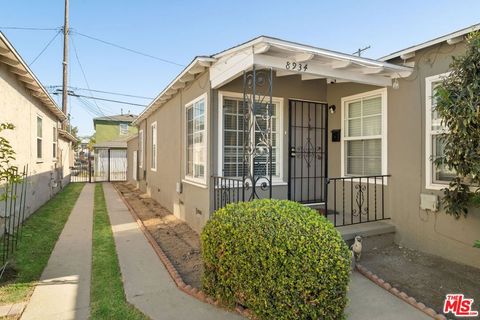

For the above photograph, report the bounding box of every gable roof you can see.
[134,35,411,125]
[0,32,66,121]
[380,23,480,61]
[93,114,137,122]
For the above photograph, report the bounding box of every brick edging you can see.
[112,184,253,319]
[356,264,447,320]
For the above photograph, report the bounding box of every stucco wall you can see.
[385,41,480,268]
[136,71,211,233]
[325,41,479,267]
[0,61,69,218]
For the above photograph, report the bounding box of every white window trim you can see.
[340,88,388,183]
[150,121,157,172]
[139,129,144,168]
[217,91,285,185]
[119,123,129,135]
[52,126,57,161]
[184,93,208,185]
[36,114,43,162]
[425,72,451,190]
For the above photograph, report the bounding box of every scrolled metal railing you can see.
[325,174,390,227]
[212,176,244,211]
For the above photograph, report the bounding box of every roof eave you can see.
[0,32,66,121]
[133,56,216,125]
[379,23,480,61]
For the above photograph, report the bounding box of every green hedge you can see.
[201,199,351,320]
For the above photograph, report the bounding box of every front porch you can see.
[209,37,410,228]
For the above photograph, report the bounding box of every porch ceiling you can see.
[210,37,413,88]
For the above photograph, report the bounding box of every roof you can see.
[93,114,137,122]
[134,36,412,125]
[58,129,78,143]
[93,134,134,149]
[0,32,66,121]
[380,23,480,61]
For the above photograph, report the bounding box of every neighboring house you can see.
[93,113,137,143]
[93,114,137,181]
[128,25,480,268]
[0,31,76,218]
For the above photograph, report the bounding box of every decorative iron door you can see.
[288,100,328,203]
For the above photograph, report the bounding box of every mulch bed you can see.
[360,244,480,318]
[114,183,203,289]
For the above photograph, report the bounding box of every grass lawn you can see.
[0,183,85,304]
[90,183,147,319]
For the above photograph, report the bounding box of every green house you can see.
[93,114,137,143]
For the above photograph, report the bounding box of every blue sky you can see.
[1,0,479,136]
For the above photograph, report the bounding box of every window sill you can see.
[426,183,448,191]
[213,179,287,188]
[182,178,208,189]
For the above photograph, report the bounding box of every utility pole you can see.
[62,0,69,129]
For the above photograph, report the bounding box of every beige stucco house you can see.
[128,24,480,268]
[0,31,76,218]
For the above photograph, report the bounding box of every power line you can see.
[71,34,104,116]
[52,90,147,107]
[47,85,153,99]
[0,26,59,31]
[29,30,62,66]
[72,30,185,67]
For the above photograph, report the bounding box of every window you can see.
[426,73,455,188]
[119,123,129,135]
[36,116,43,160]
[52,126,57,159]
[341,89,387,177]
[151,122,157,171]
[220,95,281,180]
[139,130,144,168]
[185,95,206,183]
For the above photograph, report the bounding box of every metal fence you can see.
[212,176,243,211]
[71,148,127,183]
[0,165,29,275]
[325,175,390,227]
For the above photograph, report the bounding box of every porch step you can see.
[337,220,395,241]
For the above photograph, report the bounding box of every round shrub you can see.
[201,199,351,320]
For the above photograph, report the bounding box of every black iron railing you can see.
[325,175,390,227]
[1,165,29,276]
[212,176,243,211]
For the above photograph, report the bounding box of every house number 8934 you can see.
[285,61,308,72]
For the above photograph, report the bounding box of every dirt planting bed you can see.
[360,244,480,318]
[114,182,203,289]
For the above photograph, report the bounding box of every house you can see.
[92,114,137,181]
[0,31,76,218]
[128,24,480,268]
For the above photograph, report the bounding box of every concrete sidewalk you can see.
[21,183,93,320]
[103,183,243,320]
[104,182,430,320]
[346,272,431,320]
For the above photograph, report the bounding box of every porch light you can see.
[329,105,336,114]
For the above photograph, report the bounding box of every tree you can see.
[434,32,480,248]
[0,123,22,201]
